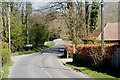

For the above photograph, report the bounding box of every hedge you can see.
[64,44,75,57]
[64,44,117,66]
[76,44,117,58]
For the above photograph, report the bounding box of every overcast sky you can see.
[1,0,120,2]
[32,2,49,9]
[26,0,119,2]
[1,0,119,9]
[32,0,119,9]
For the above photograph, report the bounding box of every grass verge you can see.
[44,43,55,47]
[66,62,120,79]
[1,60,14,78]
[12,43,55,56]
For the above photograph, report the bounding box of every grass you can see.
[60,57,72,59]
[44,43,55,47]
[12,43,55,56]
[1,60,14,78]
[66,62,120,79]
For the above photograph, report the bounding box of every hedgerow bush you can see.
[76,44,117,58]
[75,44,117,66]
[1,42,11,66]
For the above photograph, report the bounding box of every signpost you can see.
[26,44,33,47]
[26,44,33,51]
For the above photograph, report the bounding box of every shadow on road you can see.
[41,47,65,54]
[40,42,68,58]
[41,42,65,54]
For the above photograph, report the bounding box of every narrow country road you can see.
[9,40,89,78]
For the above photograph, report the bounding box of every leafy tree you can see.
[85,0,91,36]
[1,2,8,42]
[89,2,99,33]
[1,2,32,52]
[10,12,26,52]
[29,23,46,47]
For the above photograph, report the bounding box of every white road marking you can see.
[40,56,53,78]
[41,64,52,78]
[44,71,52,78]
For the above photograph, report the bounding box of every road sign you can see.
[26,44,33,47]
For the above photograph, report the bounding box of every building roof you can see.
[83,23,120,41]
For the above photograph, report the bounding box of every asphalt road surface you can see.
[9,40,89,78]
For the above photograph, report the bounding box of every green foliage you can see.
[12,43,55,55]
[1,42,11,66]
[62,35,70,40]
[1,2,27,52]
[89,2,99,33]
[72,37,84,45]
[46,28,60,41]
[88,37,100,45]
[1,60,14,78]
[44,43,55,47]
[1,1,100,54]
[0,42,13,78]
[29,23,47,47]
[10,12,26,52]
[1,49,11,65]
[31,43,55,52]
[1,2,57,54]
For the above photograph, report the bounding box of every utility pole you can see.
[8,3,11,53]
[26,14,28,45]
[101,0,104,56]
[25,2,29,45]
